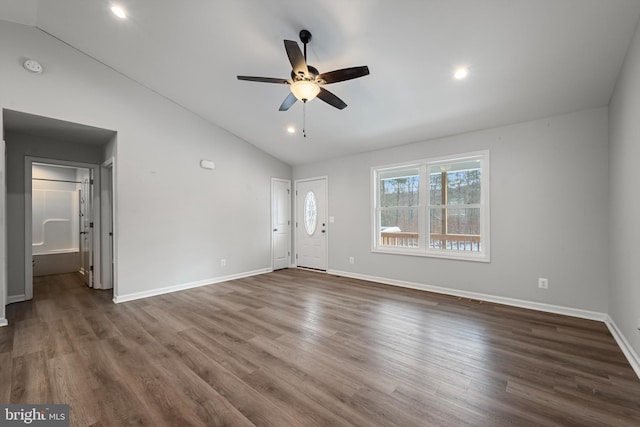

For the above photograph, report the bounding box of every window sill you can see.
[372,247,490,263]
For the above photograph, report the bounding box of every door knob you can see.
[273,228,278,232]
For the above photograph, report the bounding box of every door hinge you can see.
[288,220,290,225]
[295,253,298,259]
[295,221,298,227]
[89,222,94,228]
[287,189,290,194]
[296,190,298,196]
[288,251,291,256]
[90,179,94,185]
[89,265,94,272]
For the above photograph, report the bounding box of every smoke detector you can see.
[23,59,43,74]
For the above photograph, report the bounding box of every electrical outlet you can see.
[220,258,226,267]
[349,256,355,264]
[538,278,548,289]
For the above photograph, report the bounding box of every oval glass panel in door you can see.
[304,190,318,236]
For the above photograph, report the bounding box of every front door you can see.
[296,178,327,271]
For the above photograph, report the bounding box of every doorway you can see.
[295,177,328,271]
[31,163,92,282]
[25,158,102,300]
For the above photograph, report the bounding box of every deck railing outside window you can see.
[380,231,481,252]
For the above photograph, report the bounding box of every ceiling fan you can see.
[237,30,370,111]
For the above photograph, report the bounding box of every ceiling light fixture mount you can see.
[23,59,43,74]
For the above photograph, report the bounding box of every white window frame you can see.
[372,150,490,262]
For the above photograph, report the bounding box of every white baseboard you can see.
[0,318,7,327]
[113,268,272,304]
[327,270,607,321]
[605,316,640,379]
[7,294,26,304]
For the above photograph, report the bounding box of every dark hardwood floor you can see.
[1,269,639,426]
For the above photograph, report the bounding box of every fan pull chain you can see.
[303,101,307,138]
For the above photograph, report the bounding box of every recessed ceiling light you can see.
[287,126,296,134]
[454,67,469,80]
[111,5,127,19]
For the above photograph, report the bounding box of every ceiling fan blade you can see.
[237,76,290,84]
[279,92,297,111]
[284,40,308,77]
[318,66,370,84]
[317,87,347,110]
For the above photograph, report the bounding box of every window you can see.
[373,151,489,261]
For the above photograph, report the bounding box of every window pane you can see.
[446,207,481,235]
[429,162,481,206]
[429,207,481,252]
[380,207,419,248]
[379,171,420,208]
[303,191,317,236]
[446,168,481,205]
[429,173,442,205]
[430,207,444,234]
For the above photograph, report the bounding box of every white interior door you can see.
[296,178,327,271]
[272,179,291,270]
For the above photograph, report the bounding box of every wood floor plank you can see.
[1,270,639,426]
[10,351,52,404]
[47,352,103,426]
[72,338,154,426]
[0,351,12,403]
[160,328,301,426]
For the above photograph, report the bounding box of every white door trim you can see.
[0,137,6,326]
[101,158,116,292]
[294,176,328,271]
[25,157,101,300]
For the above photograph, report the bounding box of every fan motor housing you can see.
[292,65,319,81]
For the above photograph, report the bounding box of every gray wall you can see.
[609,20,640,358]
[0,20,291,303]
[5,132,104,297]
[294,107,609,313]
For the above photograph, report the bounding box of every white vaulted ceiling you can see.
[2,0,640,165]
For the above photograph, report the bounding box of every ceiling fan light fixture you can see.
[290,80,320,102]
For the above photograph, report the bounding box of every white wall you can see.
[1,21,291,304]
[294,107,609,313]
[609,20,640,358]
